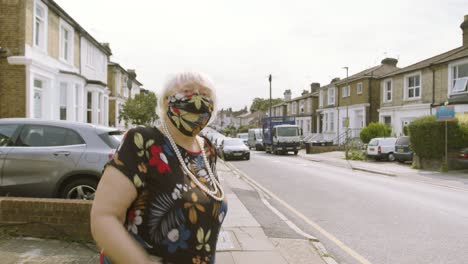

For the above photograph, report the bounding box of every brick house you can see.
[379,15,468,136]
[0,0,111,126]
[107,62,143,129]
[333,58,399,141]
[273,85,319,138]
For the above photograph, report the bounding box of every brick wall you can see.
[0,197,93,241]
[25,0,33,46]
[109,99,116,127]
[48,9,60,60]
[0,0,28,118]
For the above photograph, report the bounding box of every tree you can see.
[359,122,391,144]
[119,92,158,126]
[250,97,283,113]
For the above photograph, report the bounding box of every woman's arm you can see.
[91,165,151,264]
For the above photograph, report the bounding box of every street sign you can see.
[436,106,455,122]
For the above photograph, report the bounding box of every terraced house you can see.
[107,63,143,129]
[379,15,468,136]
[315,79,340,143]
[333,58,399,141]
[0,0,111,125]
[272,84,319,139]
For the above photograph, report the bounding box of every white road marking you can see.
[226,162,373,264]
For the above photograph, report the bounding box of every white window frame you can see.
[448,59,468,96]
[342,86,350,98]
[33,0,48,52]
[404,72,422,101]
[86,92,93,123]
[328,88,335,105]
[324,113,328,131]
[329,112,335,132]
[299,100,305,113]
[292,102,297,115]
[123,76,129,98]
[357,82,363,94]
[383,79,393,103]
[59,19,74,64]
[59,82,68,120]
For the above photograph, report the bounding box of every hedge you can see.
[408,115,468,160]
[359,122,392,144]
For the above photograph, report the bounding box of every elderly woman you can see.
[91,72,227,264]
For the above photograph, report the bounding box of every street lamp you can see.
[268,74,272,119]
[342,67,349,160]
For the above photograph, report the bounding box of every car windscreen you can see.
[99,130,124,149]
[277,127,298,137]
[224,139,244,146]
[396,137,409,145]
[368,139,379,146]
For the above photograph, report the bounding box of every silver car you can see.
[0,118,124,199]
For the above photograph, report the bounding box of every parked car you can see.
[366,137,397,161]
[220,138,250,160]
[248,128,264,150]
[214,136,225,157]
[456,148,468,168]
[0,118,124,199]
[237,133,248,146]
[394,136,414,163]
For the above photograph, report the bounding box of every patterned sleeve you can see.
[107,127,150,191]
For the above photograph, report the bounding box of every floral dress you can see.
[101,126,228,264]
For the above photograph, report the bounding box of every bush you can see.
[408,115,468,160]
[347,150,366,160]
[359,122,391,144]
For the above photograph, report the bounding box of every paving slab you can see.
[270,238,324,264]
[231,251,288,264]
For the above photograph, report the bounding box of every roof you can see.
[108,62,144,86]
[335,63,399,85]
[382,46,468,78]
[46,0,112,56]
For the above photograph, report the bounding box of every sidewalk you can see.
[298,150,468,190]
[0,161,326,264]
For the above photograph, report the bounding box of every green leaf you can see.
[196,244,203,251]
[133,174,142,188]
[205,244,211,252]
[197,227,204,243]
[146,139,155,149]
[205,229,211,242]
[134,132,144,149]
[137,150,145,157]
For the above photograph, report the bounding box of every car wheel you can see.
[294,151,298,155]
[388,153,396,162]
[61,178,98,200]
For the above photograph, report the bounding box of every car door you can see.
[2,124,86,198]
[0,124,22,186]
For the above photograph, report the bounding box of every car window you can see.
[99,130,124,149]
[0,124,20,146]
[224,139,244,146]
[368,139,379,146]
[16,125,84,147]
[396,137,409,145]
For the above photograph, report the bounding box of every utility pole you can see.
[269,74,272,119]
[343,67,349,160]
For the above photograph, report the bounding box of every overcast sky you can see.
[55,0,468,110]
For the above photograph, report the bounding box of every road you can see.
[227,151,468,264]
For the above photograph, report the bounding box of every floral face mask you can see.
[166,92,214,137]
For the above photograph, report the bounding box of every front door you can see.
[2,124,85,197]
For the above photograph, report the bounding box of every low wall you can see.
[308,145,345,154]
[0,197,93,241]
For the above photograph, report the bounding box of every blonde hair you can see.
[158,71,218,124]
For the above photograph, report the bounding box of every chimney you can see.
[461,15,468,46]
[100,42,112,54]
[301,90,309,96]
[310,82,320,93]
[284,89,292,101]
[127,69,137,79]
[381,58,398,67]
[331,77,340,83]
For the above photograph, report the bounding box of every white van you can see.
[366,137,397,161]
